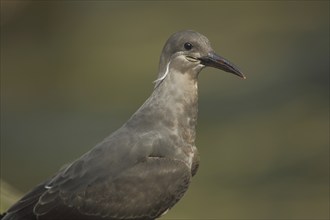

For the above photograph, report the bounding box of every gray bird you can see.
[1,30,245,220]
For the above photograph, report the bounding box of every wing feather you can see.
[34,158,191,220]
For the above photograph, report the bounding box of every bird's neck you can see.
[126,68,200,146]
[149,70,199,143]
[155,70,198,117]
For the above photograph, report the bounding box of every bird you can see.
[1,30,245,220]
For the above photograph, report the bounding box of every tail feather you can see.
[2,182,47,220]
[0,212,6,219]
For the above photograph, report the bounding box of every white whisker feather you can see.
[153,61,171,87]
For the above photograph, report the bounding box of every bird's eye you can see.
[184,42,193,50]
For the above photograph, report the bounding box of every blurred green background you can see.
[1,1,329,219]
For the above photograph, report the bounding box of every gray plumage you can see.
[2,30,245,220]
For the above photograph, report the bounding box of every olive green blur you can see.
[1,1,329,219]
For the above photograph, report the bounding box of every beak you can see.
[199,52,246,79]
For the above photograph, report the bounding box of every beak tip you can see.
[234,70,246,80]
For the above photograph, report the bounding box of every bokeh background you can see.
[1,1,329,219]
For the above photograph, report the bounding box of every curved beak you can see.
[199,52,246,79]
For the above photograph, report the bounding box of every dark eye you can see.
[184,42,193,50]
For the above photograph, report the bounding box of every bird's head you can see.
[155,30,245,87]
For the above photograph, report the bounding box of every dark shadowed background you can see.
[1,1,329,219]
